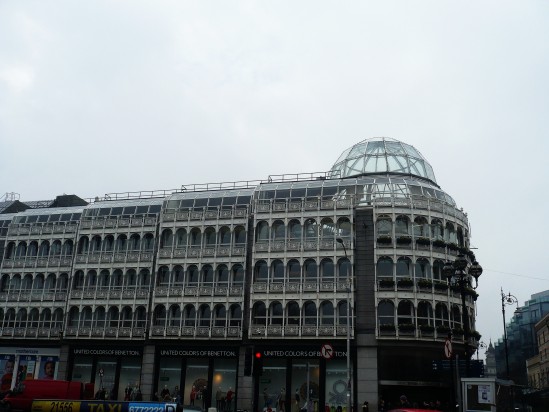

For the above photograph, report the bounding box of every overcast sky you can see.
[1,1,548,357]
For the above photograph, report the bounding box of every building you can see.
[0,137,483,411]
[495,290,549,386]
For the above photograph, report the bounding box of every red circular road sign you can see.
[444,339,453,359]
[321,343,334,359]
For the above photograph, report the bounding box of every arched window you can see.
[90,236,101,252]
[157,266,169,286]
[269,302,283,325]
[28,308,39,327]
[216,265,229,285]
[376,257,393,278]
[77,237,89,254]
[415,258,431,279]
[0,275,9,292]
[168,304,181,327]
[435,303,449,326]
[232,265,244,285]
[68,307,79,327]
[52,309,63,329]
[183,305,196,327]
[103,235,114,252]
[198,304,211,327]
[4,242,15,259]
[98,270,110,288]
[204,227,216,246]
[116,235,127,252]
[107,307,119,327]
[44,274,56,291]
[80,307,93,327]
[126,269,137,287]
[214,305,227,327]
[50,240,62,256]
[202,265,214,285]
[16,242,27,257]
[38,241,49,257]
[134,306,147,328]
[172,266,184,285]
[304,259,318,280]
[431,219,443,240]
[320,259,334,280]
[129,234,140,251]
[286,302,300,325]
[271,260,284,282]
[417,301,433,326]
[139,269,150,286]
[457,227,465,247]
[338,258,351,280]
[445,222,456,244]
[57,273,68,290]
[85,270,97,288]
[28,241,38,257]
[288,220,301,240]
[15,308,27,327]
[161,229,173,248]
[304,219,318,240]
[10,275,21,292]
[234,226,246,244]
[396,257,411,278]
[377,300,395,326]
[413,216,429,237]
[22,274,33,291]
[252,302,267,326]
[337,218,352,238]
[189,229,201,247]
[432,260,445,281]
[287,260,301,283]
[73,271,84,290]
[337,300,350,326]
[376,216,392,236]
[111,270,123,288]
[256,221,269,242]
[121,306,132,328]
[187,266,199,286]
[303,301,317,326]
[397,300,415,326]
[94,307,106,328]
[62,240,73,256]
[320,218,335,239]
[142,234,154,251]
[254,261,268,282]
[320,301,334,325]
[218,227,231,245]
[175,229,187,248]
[451,305,462,330]
[272,220,285,240]
[33,274,44,291]
[153,305,166,327]
[229,304,242,327]
[40,308,52,328]
[395,215,410,235]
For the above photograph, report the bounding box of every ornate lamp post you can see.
[336,238,352,412]
[443,254,483,376]
[501,289,518,379]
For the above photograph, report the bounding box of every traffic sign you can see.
[321,343,334,359]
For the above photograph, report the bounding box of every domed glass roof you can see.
[329,137,437,184]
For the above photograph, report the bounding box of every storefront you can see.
[68,346,143,401]
[0,346,60,391]
[254,345,352,412]
[155,346,239,410]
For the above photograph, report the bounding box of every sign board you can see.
[320,344,334,360]
[444,339,453,359]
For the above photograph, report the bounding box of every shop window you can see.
[212,359,237,411]
[71,356,92,383]
[262,358,287,408]
[292,359,319,411]
[183,359,209,409]
[94,358,116,396]
[118,358,142,401]
[325,358,348,409]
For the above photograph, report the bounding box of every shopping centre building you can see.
[0,137,482,411]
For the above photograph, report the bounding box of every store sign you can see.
[72,349,142,356]
[260,349,347,359]
[159,349,237,357]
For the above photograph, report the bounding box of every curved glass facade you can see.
[329,137,437,183]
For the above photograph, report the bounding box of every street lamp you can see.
[501,289,518,379]
[443,254,483,377]
[336,238,352,412]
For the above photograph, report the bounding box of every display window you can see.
[0,347,60,391]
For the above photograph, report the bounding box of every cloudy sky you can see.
[1,1,548,356]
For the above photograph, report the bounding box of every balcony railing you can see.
[250,325,351,338]
[154,285,243,298]
[69,287,149,300]
[252,281,350,294]
[149,325,241,339]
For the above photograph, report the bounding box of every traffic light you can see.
[244,347,252,376]
[253,351,263,377]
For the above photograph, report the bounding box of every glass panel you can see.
[325,359,348,409]
[261,358,287,410]
[158,357,181,401]
[185,359,209,410]
[95,358,117,396]
[292,360,320,412]
[71,356,93,384]
[212,358,237,412]
[118,358,142,401]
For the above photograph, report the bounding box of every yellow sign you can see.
[32,400,81,412]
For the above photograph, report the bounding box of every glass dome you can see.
[329,137,437,184]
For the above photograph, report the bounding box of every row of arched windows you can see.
[160,226,247,248]
[377,300,473,328]
[251,300,350,326]
[0,273,69,292]
[1,307,64,328]
[68,306,147,328]
[157,265,244,286]
[152,303,242,327]
[77,234,155,254]
[72,269,150,290]
[254,258,351,282]
[255,218,352,242]
[4,240,74,259]
[376,215,467,245]
[376,256,446,280]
